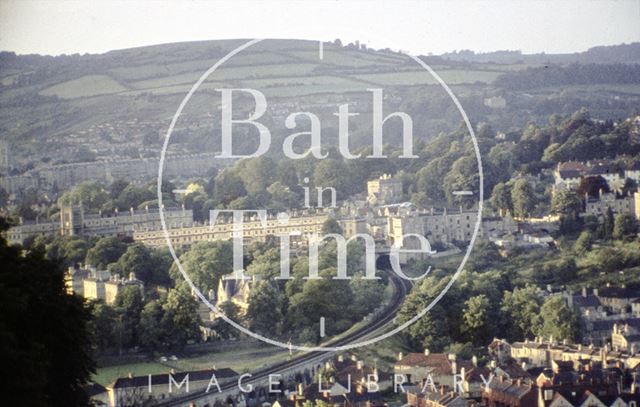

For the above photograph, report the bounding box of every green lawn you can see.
[93,344,291,386]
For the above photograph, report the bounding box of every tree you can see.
[115,184,154,210]
[396,277,455,351]
[500,286,542,340]
[267,182,297,210]
[45,235,89,268]
[247,281,284,337]
[321,218,343,235]
[110,243,155,283]
[287,268,353,342]
[490,182,512,216]
[574,230,593,254]
[162,288,201,349]
[89,301,117,353]
[216,301,242,339]
[613,213,638,240]
[113,285,144,349]
[85,236,127,269]
[213,170,246,206]
[577,176,609,198]
[536,296,580,342]
[0,223,95,406]
[601,207,615,239]
[350,274,385,318]
[414,157,451,206]
[551,189,582,217]
[170,241,234,293]
[109,179,130,200]
[139,300,167,352]
[58,181,108,213]
[236,156,277,196]
[462,295,495,346]
[469,240,503,272]
[511,179,536,218]
[444,156,479,208]
[313,158,348,201]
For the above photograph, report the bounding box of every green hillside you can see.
[1,39,638,162]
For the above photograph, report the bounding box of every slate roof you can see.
[572,294,601,308]
[395,353,473,375]
[336,364,392,384]
[557,162,589,179]
[592,318,640,332]
[496,362,532,379]
[485,379,534,400]
[597,287,640,299]
[587,162,618,176]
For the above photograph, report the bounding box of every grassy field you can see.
[93,344,290,386]
[39,75,129,99]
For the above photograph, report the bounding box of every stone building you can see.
[612,323,640,353]
[5,204,192,245]
[67,267,143,305]
[106,367,238,407]
[367,174,403,205]
[134,211,329,248]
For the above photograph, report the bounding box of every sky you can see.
[0,0,639,56]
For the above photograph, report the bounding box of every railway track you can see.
[156,270,412,406]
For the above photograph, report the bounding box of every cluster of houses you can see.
[397,338,640,407]
[88,341,640,407]
[561,286,640,349]
[0,151,233,199]
[553,160,640,221]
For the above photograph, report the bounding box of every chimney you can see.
[338,354,344,362]
[398,352,404,361]
[424,348,430,356]
[357,360,363,370]
[472,356,478,367]
[582,287,587,297]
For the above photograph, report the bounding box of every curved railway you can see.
[157,269,413,406]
